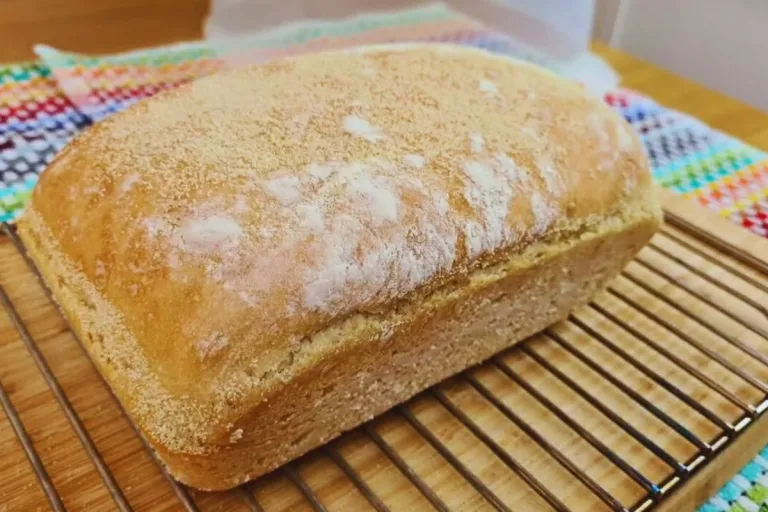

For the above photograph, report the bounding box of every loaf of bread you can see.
[18,44,661,490]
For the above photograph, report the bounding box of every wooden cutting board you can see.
[1,190,767,512]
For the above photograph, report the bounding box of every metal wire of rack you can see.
[0,211,766,512]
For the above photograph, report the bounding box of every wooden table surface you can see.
[0,0,209,62]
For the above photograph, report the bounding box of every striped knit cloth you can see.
[0,63,89,221]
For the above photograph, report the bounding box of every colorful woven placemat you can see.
[604,90,767,237]
[0,62,90,222]
[698,446,768,512]
[0,4,767,510]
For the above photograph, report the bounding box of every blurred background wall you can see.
[595,0,768,111]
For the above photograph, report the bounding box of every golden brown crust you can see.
[19,208,660,490]
[18,44,661,487]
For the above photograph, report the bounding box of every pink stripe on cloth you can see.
[52,58,226,114]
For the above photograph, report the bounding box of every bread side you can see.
[19,202,659,489]
[17,44,661,488]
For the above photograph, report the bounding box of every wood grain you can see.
[0,0,208,61]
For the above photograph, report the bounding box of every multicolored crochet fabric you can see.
[698,446,768,512]
[0,62,89,222]
[604,90,768,237]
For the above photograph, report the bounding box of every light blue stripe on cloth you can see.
[652,139,757,178]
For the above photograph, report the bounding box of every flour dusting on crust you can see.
[479,79,499,96]
[343,115,384,142]
[173,216,243,256]
[264,175,303,205]
[307,163,334,180]
[214,160,457,315]
[197,331,229,360]
[529,191,559,235]
[460,156,523,259]
[120,173,141,193]
[537,155,564,194]
[470,133,485,154]
[403,154,425,168]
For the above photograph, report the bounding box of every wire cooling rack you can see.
[0,211,767,511]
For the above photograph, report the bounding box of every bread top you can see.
[27,44,655,449]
